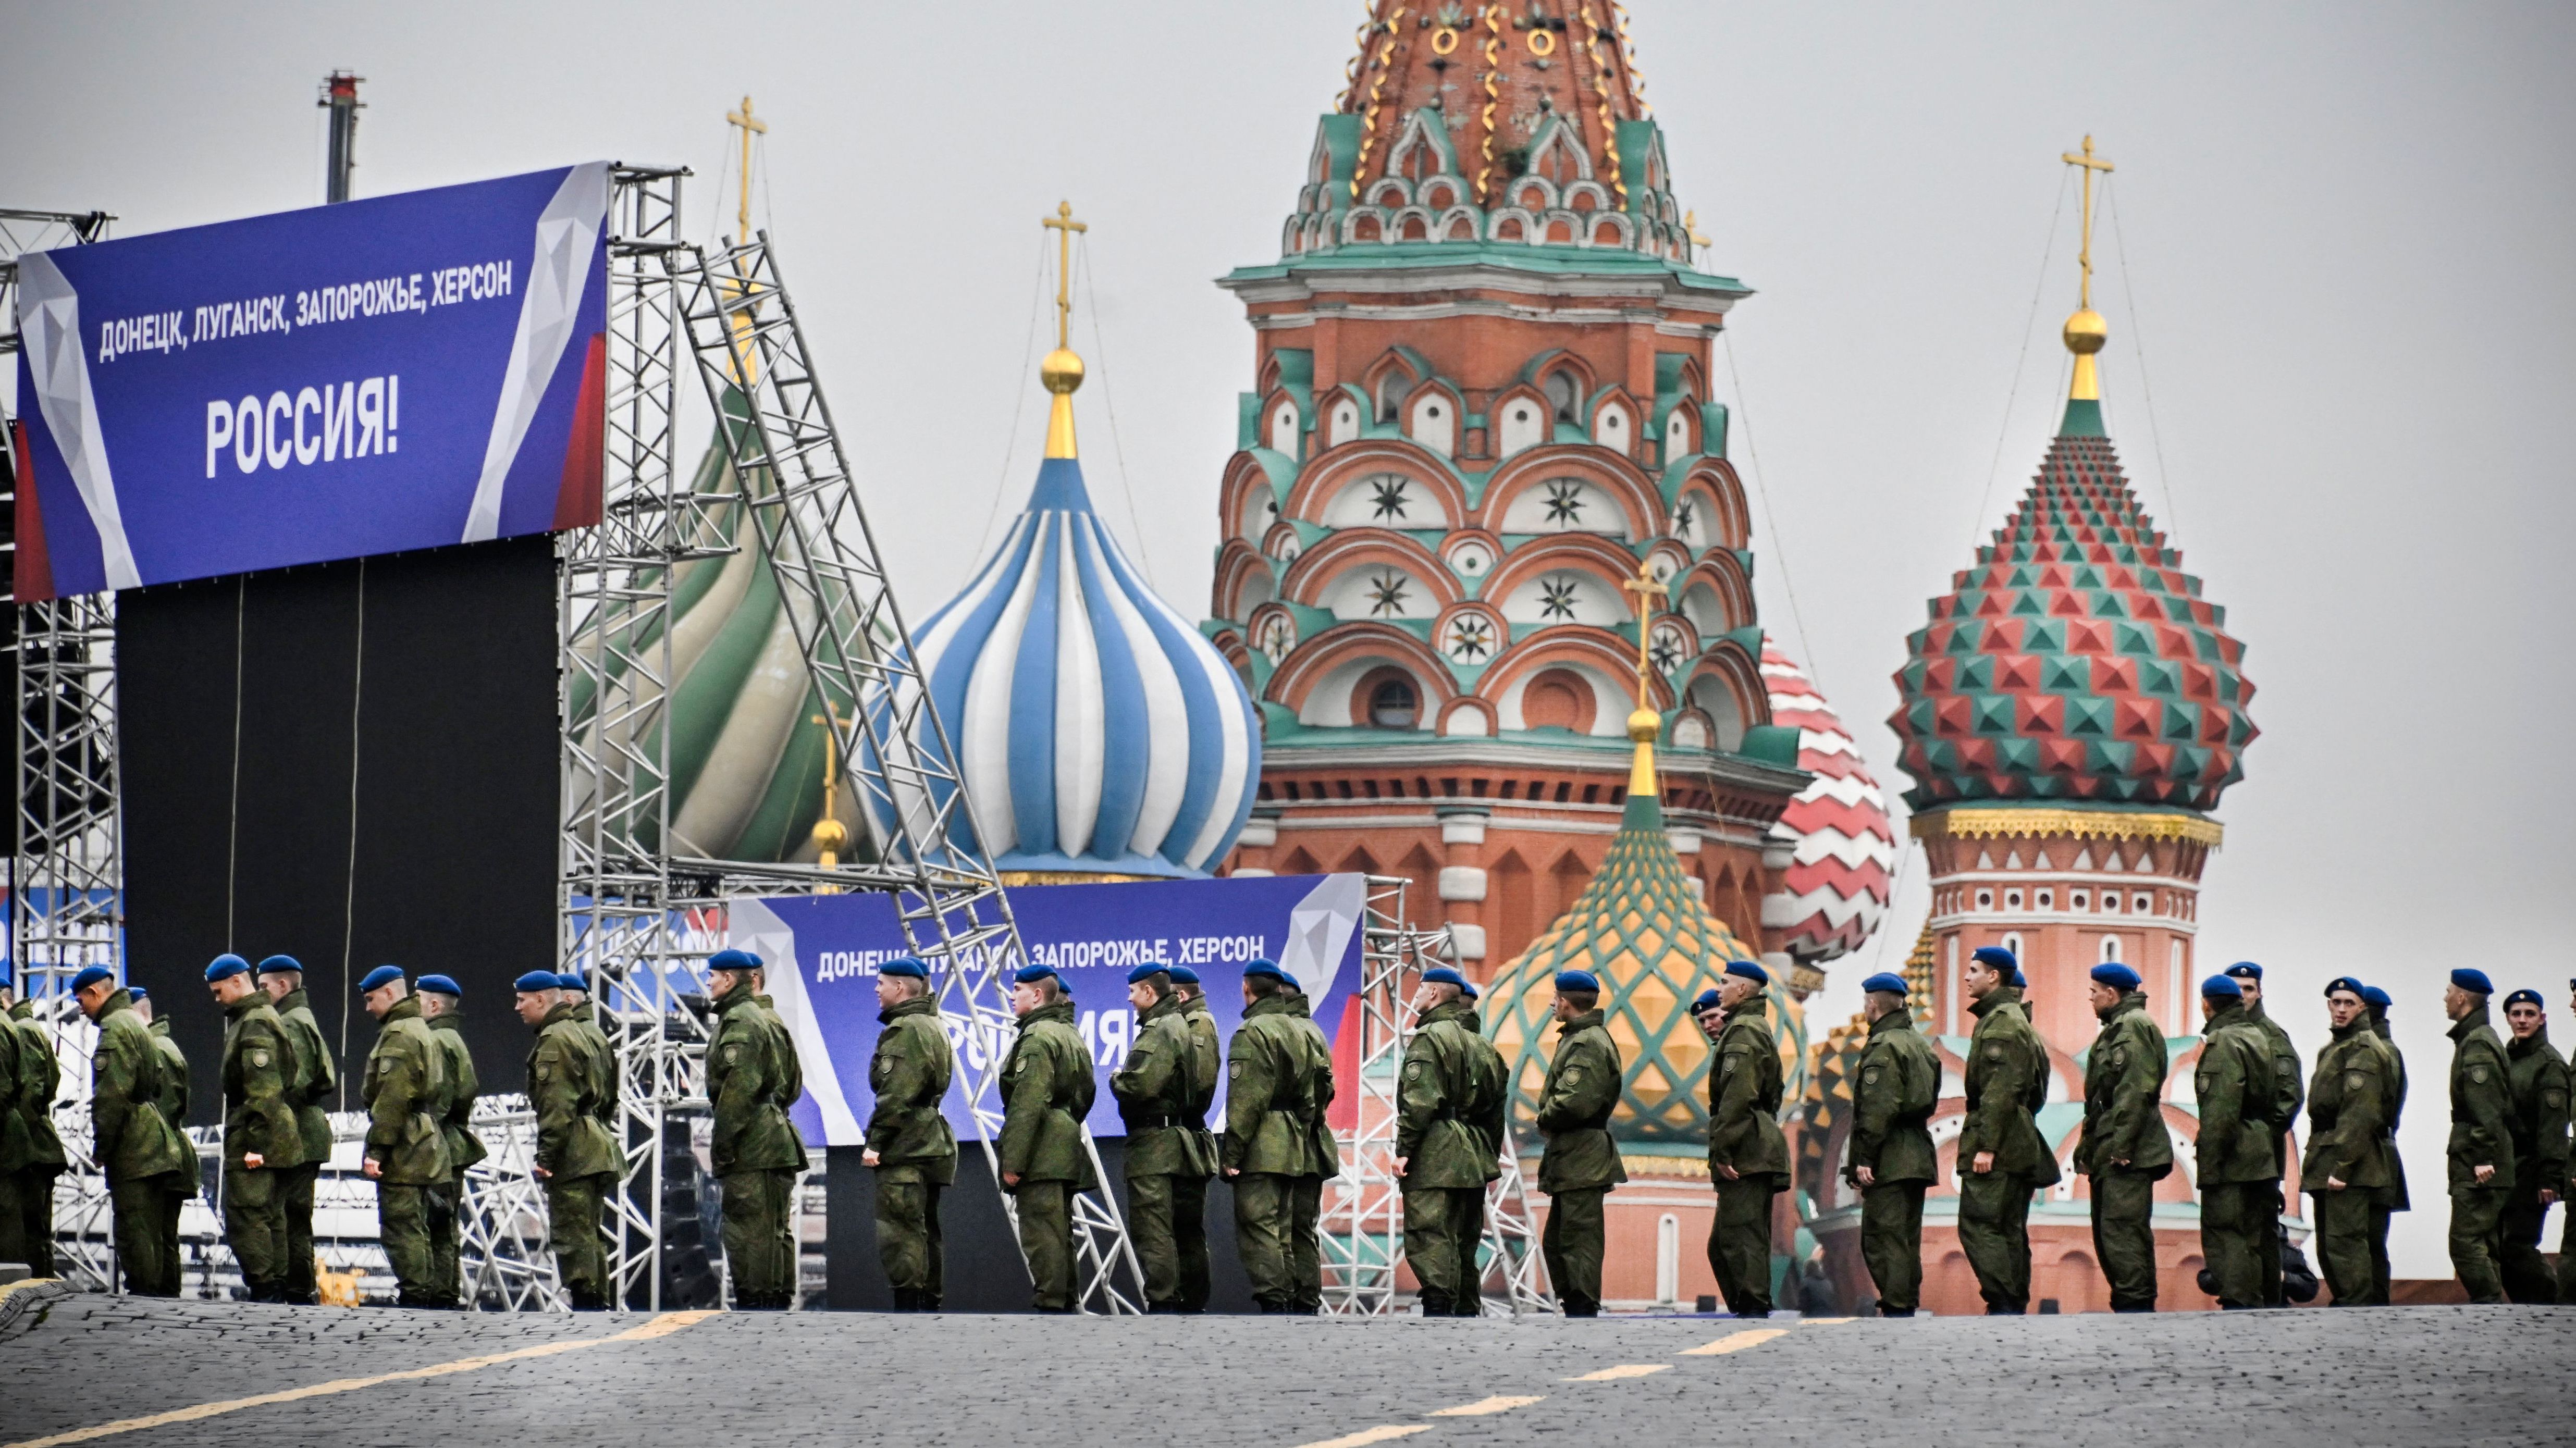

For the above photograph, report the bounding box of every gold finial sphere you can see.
[1039,346,1086,394]
[1626,707,1661,744]
[810,818,852,852]
[2063,307,2109,356]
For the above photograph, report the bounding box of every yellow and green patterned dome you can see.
[1486,774,1806,1150]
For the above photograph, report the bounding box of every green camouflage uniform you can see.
[270,986,338,1304]
[708,980,808,1307]
[2368,1010,2408,1302]
[2077,989,2172,1311]
[2500,1026,2567,1304]
[1959,984,2060,1313]
[145,1018,202,1290]
[2444,1001,2514,1303]
[2194,999,2280,1308]
[1845,1005,1940,1314]
[1112,991,1213,1313]
[999,998,1098,1311]
[2303,1019,2398,1305]
[219,991,311,1300]
[91,991,191,1296]
[1396,998,1502,1316]
[425,1011,483,1304]
[865,993,956,1309]
[1223,989,1336,1314]
[1177,991,1222,1312]
[1534,1007,1625,1316]
[2241,999,2305,1306]
[2,1000,69,1278]
[1706,996,1788,1317]
[529,999,621,1308]
[362,995,454,1305]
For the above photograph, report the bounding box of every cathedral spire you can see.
[2059,135,2114,438]
[1620,556,1668,801]
[1039,200,1088,459]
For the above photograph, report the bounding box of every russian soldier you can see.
[2497,987,2567,1303]
[704,949,808,1309]
[1395,966,1490,1317]
[73,967,189,1296]
[1534,968,1624,1318]
[2359,983,2407,1303]
[2,967,69,1279]
[1701,959,1786,1318]
[2304,975,2397,1306]
[2221,962,2303,1306]
[1845,971,1939,1317]
[998,963,1097,1312]
[1224,958,1335,1314]
[127,987,203,1293]
[2562,978,2576,1304]
[1957,946,2059,1314]
[255,956,336,1305]
[862,958,954,1311]
[356,967,453,1306]
[2078,962,2172,1313]
[2441,968,2513,1303]
[415,974,482,1306]
[1111,962,1206,1313]
[1168,964,1221,1314]
[2196,973,2280,1308]
[207,955,310,1301]
[517,971,620,1308]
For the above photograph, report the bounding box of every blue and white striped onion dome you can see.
[871,456,1260,877]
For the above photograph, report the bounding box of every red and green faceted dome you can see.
[1888,427,2256,811]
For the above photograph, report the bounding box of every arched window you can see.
[1375,369,1409,424]
[2101,935,2122,963]
[1367,677,1419,729]
[1544,369,1579,424]
[2002,931,2024,960]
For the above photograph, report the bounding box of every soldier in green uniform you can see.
[1395,966,1499,1317]
[3,968,70,1279]
[1224,958,1335,1314]
[2303,975,2398,1306]
[73,968,190,1296]
[517,971,620,1308]
[2359,984,2407,1303]
[862,958,955,1311]
[1534,968,1624,1318]
[1957,946,2059,1314]
[2196,973,2281,1308]
[1167,965,1221,1313]
[355,968,454,1306]
[1700,959,1787,1318]
[554,970,617,1136]
[256,956,337,1305]
[1111,962,1210,1313]
[2221,962,2303,1306]
[127,988,203,1292]
[2497,987,2566,1303]
[206,955,307,1300]
[2440,968,2513,1303]
[999,962,1097,1313]
[703,949,808,1309]
[1844,971,1939,1317]
[415,975,482,1307]
[2077,962,2171,1313]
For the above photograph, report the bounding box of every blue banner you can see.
[734,873,1367,1147]
[10,163,611,599]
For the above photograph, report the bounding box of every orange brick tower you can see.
[1206,2,1813,991]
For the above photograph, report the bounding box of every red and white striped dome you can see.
[1759,638,1897,964]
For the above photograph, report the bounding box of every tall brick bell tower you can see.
[1205,1,1813,992]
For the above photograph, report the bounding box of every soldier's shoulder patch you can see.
[2109,1046,2128,1068]
[1985,1044,2005,1061]
[1862,1065,1882,1084]
[1561,1065,1584,1086]
[2345,1071,2368,1092]
[2470,1066,2489,1084]
[1404,1060,1424,1079]
[723,1042,742,1062]
[1228,1059,1243,1080]
[249,1048,271,1069]
[1721,1052,1742,1075]
[2545,1089,2568,1110]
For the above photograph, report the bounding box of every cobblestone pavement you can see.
[4,1293,2571,1447]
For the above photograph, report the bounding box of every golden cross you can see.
[1621,558,1669,704]
[1042,201,1087,350]
[2061,134,2114,311]
[726,96,768,246]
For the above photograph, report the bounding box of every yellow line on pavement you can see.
[1565,1363,1670,1381]
[6,1309,720,1448]
[1428,1395,1545,1417]
[1681,1327,1789,1356]
[1294,1428,1433,1448]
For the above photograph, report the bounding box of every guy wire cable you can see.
[974,234,1051,560]
[2103,177,2182,539]
[1077,236,1159,588]
[1967,168,2074,548]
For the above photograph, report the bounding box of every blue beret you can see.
[2223,961,2263,982]
[880,957,928,980]
[1555,969,1599,994]
[1692,988,1725,1014]
[1971,946,2016,973]
[1126,962,1173,985]
[126,985,149,1001]
[2090,964,2142,993]
[2450,968,2493,995]
[2503,988,2543,1010]
[1861,972,1909,996]
[358,966,406,994]
[2359,985,2392,1010]
[1243,958,1288,983]
[706,949,760,974]
[417,974,462,996]
[1422,967,1467,989]
[513,971,561,994]
[255,954,302,976]
[205,954,251,983]
[1461,981,1478,999]
[1724,959,1769,986]
[553,972,587,993]
[71,965,115,992]
[1013,963,1060,986]
[2200,974,2242,999]
[2323,976,2366,999]
[1167,966,1200,986]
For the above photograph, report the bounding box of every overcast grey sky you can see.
[7,2,2571,1277]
